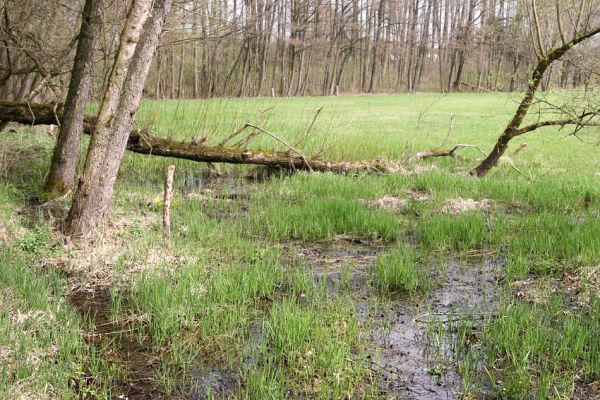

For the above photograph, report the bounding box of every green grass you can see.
[0,247,111,399]
[372,245,430,294]
[1,92,600,399]
[461,299,600,399]
[253,296,368,398]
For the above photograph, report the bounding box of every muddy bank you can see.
[68,288,166,399]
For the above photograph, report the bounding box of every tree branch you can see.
[515,118,600,136]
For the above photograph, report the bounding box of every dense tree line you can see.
[1,0,598,102]
[153,0,600,97]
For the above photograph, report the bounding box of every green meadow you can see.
[1,93,599,399]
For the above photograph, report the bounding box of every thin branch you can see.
[293,107,322,147]
[556,1,567,46]
[245,123,314,172]
[436,113,455,150]
[502,156,532,180]
[218,123,251,147]
[515,118,600,136]
[531,0,546,58]
[409,144,486,162]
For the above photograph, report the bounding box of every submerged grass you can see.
[372,244,430,294]
[459,298,600,399]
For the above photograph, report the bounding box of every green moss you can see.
[39,176,70,201]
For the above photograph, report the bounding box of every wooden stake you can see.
[163,165,175,238]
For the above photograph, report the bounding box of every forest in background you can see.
[1,0,599,103]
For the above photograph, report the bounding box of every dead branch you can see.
[409,144,486,163]
[436,113,455,150]
[244,123,314,172]
[514,118,600,136]
[293,107,322,147]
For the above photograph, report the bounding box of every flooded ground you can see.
[181,171,253,199]
[282,238,501,399]
[366,260,499,399]
[74,175,503,399]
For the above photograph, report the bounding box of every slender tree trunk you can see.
[193,45,199,98]
[155,48,163,99]
[177,45,185,99]
[170,46,176,98]
[42,0,103,199]
[453,0,474,91]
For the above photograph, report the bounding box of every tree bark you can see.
[42,0,103,200]
[65,0,158,238]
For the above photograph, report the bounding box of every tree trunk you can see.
[42,0,103,199]
[66,0,164,238]
[473,25,600,176]
[155,49,163,99]
[177,45,185,99]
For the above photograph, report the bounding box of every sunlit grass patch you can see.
[251,197,401,241]
[247,174,403,241]
[419,212,506,253]
[130,253,283,347]
[469,299,600,399]
[372,245,430,294]
[0,248,106,398]
[243,296,368,399]
[505,212,600,279]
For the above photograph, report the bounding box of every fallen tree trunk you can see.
[0,100,397,174]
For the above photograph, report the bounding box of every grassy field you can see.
[1,92,599,399]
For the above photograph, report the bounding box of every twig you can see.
[245,123,314,172]
[39,190,71,208]
[436,113,455,149]
[52,103,61,127]
[139,131,153,150]
[293,107,323,147]
[511,143,527,156]
[314,142,338,158]
[409,144,486,163]
[234,107,274,148]
[501,156,531,180]
[218,124,250,147]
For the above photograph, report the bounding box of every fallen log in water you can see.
[0,100,398,174]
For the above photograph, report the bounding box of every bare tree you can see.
[474,1,600,177]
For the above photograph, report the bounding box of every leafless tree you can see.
[474,0,600,177]
[42,0,104,199]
